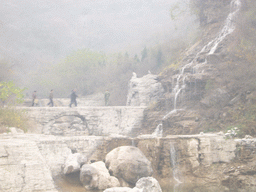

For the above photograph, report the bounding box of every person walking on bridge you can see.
[31,91,38,106]
[104,90,110,106]
[69,89,78,107]
[47,89,54,107]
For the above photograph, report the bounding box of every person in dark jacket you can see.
[69,89,78,107]
[47,89,54,107]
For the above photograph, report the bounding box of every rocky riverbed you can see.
[1,130,256,191]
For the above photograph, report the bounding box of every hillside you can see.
[141,0,256,137]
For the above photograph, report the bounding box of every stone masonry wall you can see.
[21,106,146,136]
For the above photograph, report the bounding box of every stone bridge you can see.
[20,106,146,137]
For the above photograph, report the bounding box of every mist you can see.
[0,0,197,100]
[0,0,196,58]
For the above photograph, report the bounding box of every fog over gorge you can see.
[0,0,194,62]
[0,0,197,99]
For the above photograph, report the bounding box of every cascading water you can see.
[170,143,182,184]
[171,0,241,111]
[131,138,135,146]
[152,122,163,137]
[152,0,241,136]
[208,0,242,55]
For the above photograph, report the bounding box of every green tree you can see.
[134,54,140,62]
[156,48,163,66]
[125,52,129,59]
[141,47,148,62]
[54,49,107,95]
[170,1,187,20]
[0,59,13,81]
[0,81,26,106]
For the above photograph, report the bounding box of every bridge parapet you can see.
[20,106,146,137]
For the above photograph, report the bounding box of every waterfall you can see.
[170,143,182,184]
[152,122,163,137]
[207,0,242,54]
[131,138,135,146]
[152,0,241,135]
[168,0,241,113]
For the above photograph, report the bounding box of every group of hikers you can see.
[31,89,110,107]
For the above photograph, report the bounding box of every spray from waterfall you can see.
[152,0,241,136]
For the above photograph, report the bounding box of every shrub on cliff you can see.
[0,81,28,133]
[0,108,28,133]
[0,81,26,106]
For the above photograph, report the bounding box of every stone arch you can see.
[43,111,89,136]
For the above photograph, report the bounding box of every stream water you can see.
[55,176,256,192]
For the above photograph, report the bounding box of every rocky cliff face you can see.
[126,73,164,107]
[141,0,256,137]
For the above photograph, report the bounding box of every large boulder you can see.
[63,153,87,175]
[80,161,120,190]
[132,177,162,192]
[105,146,153,185]
[103,187,132,192]
[104,177,162,192]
